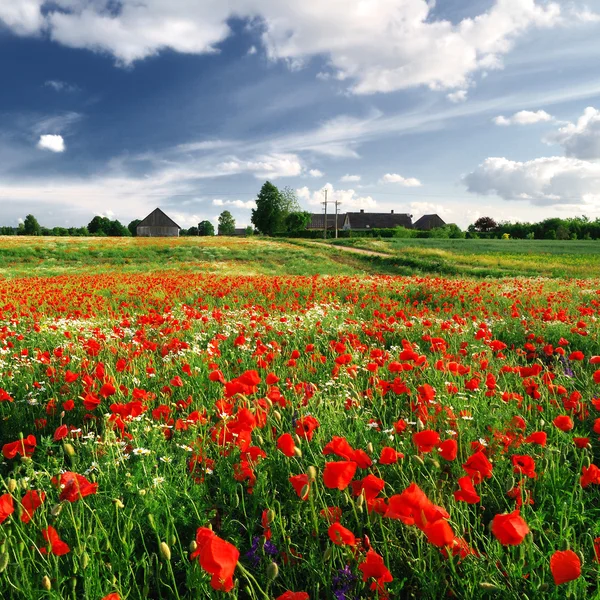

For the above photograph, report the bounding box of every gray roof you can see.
[346,211,412,229]
[308,213,346,229]
[413,214,446,230]
[138,208,181,229]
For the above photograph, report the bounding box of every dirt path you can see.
[299,240,391,259]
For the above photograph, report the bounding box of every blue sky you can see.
[2,0,600,229]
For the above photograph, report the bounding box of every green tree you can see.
[245,226,254,236]
[107,220,131,237]
[252,181,283,236]
[187,225,199,236]
[88,216,111,235]
[284,211,311,233]
[218,211,236,236]
[472,216,498,233]
[128,219,141,236]
[198,220,215,236]
[23,214,41,236]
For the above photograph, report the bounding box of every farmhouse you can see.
[344,210,413,231]
[137,208,181,237]
[413,214,446,230]
[307,213,346,231]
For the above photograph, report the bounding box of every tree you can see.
[198,220,215,236]
[252,181,283,236]
[245,226,254,236]
[23,214,41,236]
[218,211,236,236]
[284,211,311,233]
[472,216,498,233]
[186,225,199,237]
[88,216,111,235]
[128,219,141,236]
[107,220,131,237]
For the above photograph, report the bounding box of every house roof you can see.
[137,208,181,229]
[346,211,412,229]
[413,214,446,230]
[308,213,346,229]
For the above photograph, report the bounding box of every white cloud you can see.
[31,112,83,135]
[381,173,422,186]
[217,153,303,179]
[212,199,255,209]
[297,183,376,210]
[447,90,468,103]
[37,134,65,153]
[309,169,324,177]
[44,80,80,93]
[463,155,600,206]
[409,202,453,217]
[0,0,567,94]
[340,174,361,182]
[493,109,554,125]
[247,45,257,55]
[546,106,600,159]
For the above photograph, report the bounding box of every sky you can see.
[2,0,600,229]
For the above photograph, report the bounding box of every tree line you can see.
[470,216,600,240]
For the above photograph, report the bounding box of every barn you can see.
[137,208,181,237]
[413,214,446,231]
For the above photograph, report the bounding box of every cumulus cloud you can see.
[493,110,554,125]
[297,183,376,210]
[213,199,256,209]
[381,173,422,186]
[463,156,600,206]
[546,106,600,159]
[309,169,324,177]
[410,202,453,217]
[37,134,65,152]
[217,153,303,179]
[447,90,468,103]
[0,0,566,94]
[340,174,361,182]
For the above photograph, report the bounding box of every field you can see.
[0,237,599,599]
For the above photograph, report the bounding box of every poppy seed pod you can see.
[148,514,156,529]
[266,562,279,580]
[293,447,303,458]
[41,576,52,591]
[189,540,198,553]
[159,542,171,561]
[170,534,177,547]
[63,443,75,457]
[7,479,17,493]
[366,442,374,455]
[273,410,282,422]
[266,509,276,524]
[307,466,317,482]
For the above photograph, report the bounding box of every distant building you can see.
[344,210,413,231]
[413,214,446,230]
[137,208,181,237]
[307,214,346,231]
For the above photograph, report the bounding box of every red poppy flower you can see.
[453,476,480,504]
[412,430,441,453]
[289,474,310,500]
[277,433,296,457]
[20,490,45,523]
[553,415,574,432]
[512,455,537,478]
[41,526,70,556]
[524,431,547,446]
[323,461,357,490]
[101,594,121,600]
[550,550,581,585]
[53,425,69,441]
[379,447,403,464]
[385,483,449,528]
[491,510,530,546]
[0,493,14,524]
[190,527,239,592]
[580,464,600,488]
[573,437,590,449]
[295,416,320,441]
[328,523,356,546]
[438,439,458,461]
[2,435,37,459]
[320,506,342,523]
[423,519,455,547]
[462,451,493,483]
[594,537,600,563]
[323,436,354,460]
[275,592,309,600]
[358,549,393,592]
[58,472,99,502]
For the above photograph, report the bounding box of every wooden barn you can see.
[137,208,181,237]
[413,214,446,231]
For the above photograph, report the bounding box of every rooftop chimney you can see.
[391,210,394,214]
[360,209,364,213]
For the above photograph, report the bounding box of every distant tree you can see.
[280,186,301,214]
[284,211,311,233]
[556,225,570,240]
[16,223,25,235]
[23,214,41,236]
[245,226,254,236]
[472,216,498,233]
[198,220,215,236]
[88,216,111,235]
[252,181,283,236]
[128,219,141,236]
[52,227,69,236]
[218,211,236,236]
[107,220,131,237]
[187,225,199,237]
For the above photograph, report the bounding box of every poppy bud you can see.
[538,583,549,591]
[113,498,125,509]
[273,410,282,422]
[413,455,425,466]
[265,398,273,409]
[139,489,147,496]
[539,419,545,427]
[0,553,8,573]
[293,447,303,458]
[479,583,499,591]
[323,546,333,562]
[428,458,440,469]
[294,434,303,446]
[170,535,177,546]
[417,419,425,431]
[81,552,90,569]
[64,443,76,457]
[70,577,77,591]
[189,541,198,553]
[20,456,31,464]
[41,576,52,591]
[148,514,156,529]
[266,509,276,524]
[366,442,374,455]
[7,479,17,493]
[159,542,171,561]
[17,542,25,555]
[307,466,317,482]
[583,455,591,468]
[256,434,264,445]
[51,504,63,517]
[266,562,279,580]
[20,479,29,491]
[356,493,365,509]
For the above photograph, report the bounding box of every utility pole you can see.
[334,199,341,239]
[322,188,328,240]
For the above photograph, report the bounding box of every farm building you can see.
[413,214,446,230]
[307,213,346,231]
[137,208,181,237]
[344,210,413,231]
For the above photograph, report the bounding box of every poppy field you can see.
[1,269,600,599]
